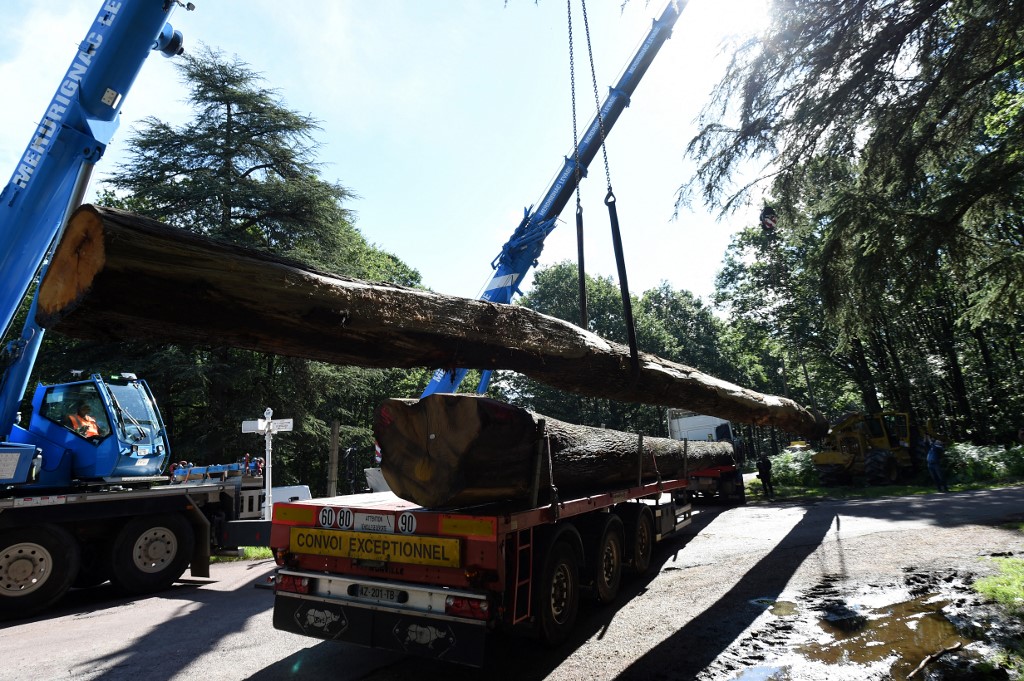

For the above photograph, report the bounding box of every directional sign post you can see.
[241,407,293,520]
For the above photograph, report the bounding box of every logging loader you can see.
[812,411,932,486]
[0,0,308,620]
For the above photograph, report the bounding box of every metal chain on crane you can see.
[567,0,588,330]
[567,1,640,374]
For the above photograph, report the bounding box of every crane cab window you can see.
[40,384,111,440]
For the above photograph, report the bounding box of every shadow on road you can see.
[616,505,839,680]
[0,560,278,680]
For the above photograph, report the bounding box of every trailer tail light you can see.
[275,574,310,595]
[445,595,489,620]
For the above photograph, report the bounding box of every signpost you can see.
[241,407,293,520]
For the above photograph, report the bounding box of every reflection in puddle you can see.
[733,665,792,680]
[798,594,972,678]
[769,601,798,617]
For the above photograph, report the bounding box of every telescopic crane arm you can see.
[422,0,687,396]
[0,0,189,438]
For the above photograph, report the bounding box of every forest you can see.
[20,0,1024,496]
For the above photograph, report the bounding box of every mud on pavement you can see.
[698,554,1023,680]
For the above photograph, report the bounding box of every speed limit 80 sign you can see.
[317,506,353,530]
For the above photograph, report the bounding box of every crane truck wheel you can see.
[864,449,899,486]
[109,513,194,594]
[0,524,81,620]
[586,514,624,605]
[620,504,655,576]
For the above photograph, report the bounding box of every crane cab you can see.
[5,373,169,491]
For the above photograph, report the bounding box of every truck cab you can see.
[3,373,169,489]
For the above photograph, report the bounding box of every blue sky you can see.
[1,1,768,303]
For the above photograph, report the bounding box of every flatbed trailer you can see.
[270,477,693,667]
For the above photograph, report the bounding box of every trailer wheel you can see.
[0,524,80,619]
[536,540,580,647]
[589,515,624,604]
[621,505,655,576]
[110,513,194,594]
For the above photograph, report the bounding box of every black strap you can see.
[606,190,639,374]
[576,204,588,328]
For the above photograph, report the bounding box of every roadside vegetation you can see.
[211,546,273,564]
[975,522,1024,676]
[744,442,1024,502]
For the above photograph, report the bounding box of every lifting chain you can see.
[566,0,638,373]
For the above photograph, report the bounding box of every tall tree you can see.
[31,46,423,491]
[682,0,1024,326]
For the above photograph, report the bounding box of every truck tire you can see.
[0,524,80,619]
[536,539,580,647]
[816,464,850,487]
[621,504,655,576]
[588,514,624,604]
[110,513,194,594]
[722,470,747,506]
[864,449,899,486]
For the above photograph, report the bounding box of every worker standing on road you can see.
[756,455,775,501]
[926,436,950,492]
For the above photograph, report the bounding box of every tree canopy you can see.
[683,0,1024,327]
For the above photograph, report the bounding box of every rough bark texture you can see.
[374,394,736,508]
[38,205,828,438]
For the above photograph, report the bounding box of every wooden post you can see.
[328,420,339,497]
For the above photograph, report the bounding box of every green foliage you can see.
[974,558,1024,615]
[503,261,727,434]
[764,448,820,488]
[945,444,1024,484]
[679,0,1024,444]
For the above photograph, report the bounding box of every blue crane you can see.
[0,0,191,487]
[421,0,687,397]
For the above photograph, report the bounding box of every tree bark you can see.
[374,394,736,508]
[37,205,828,438]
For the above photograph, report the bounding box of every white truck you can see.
[666,409,745,503]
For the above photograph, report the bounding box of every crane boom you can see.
[0,0,186,438]
[422,0,686,396]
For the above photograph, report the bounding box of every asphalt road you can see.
[1,486,1021,681]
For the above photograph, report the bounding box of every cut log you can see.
[374,394,737,508]
[37,204,828,438]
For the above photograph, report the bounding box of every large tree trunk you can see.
[374,394,736,508]
[37,205,828,438]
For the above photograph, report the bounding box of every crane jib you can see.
[534,3,681,223]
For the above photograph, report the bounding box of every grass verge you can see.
[210,546,273,563]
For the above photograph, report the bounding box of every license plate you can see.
[357,585,403,602]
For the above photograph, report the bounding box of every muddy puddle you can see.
[700,569,1017,681]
